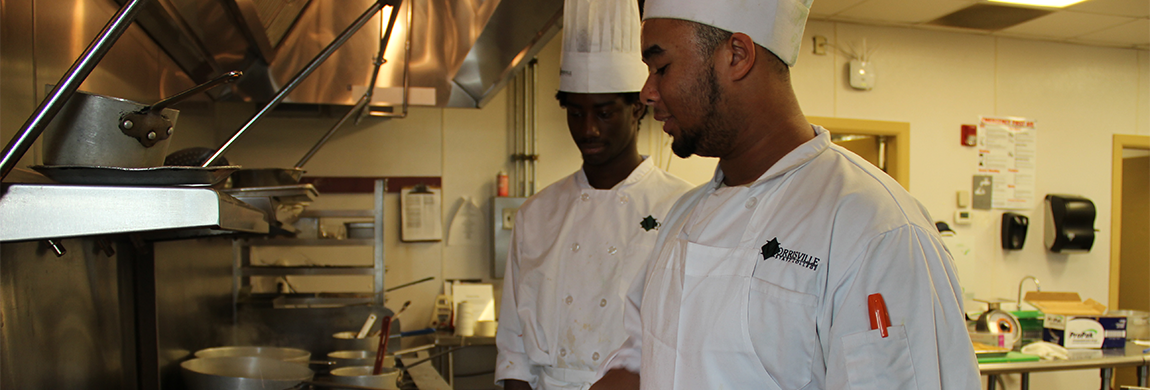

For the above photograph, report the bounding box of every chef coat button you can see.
[581,193,590,201]
[746,197,758,208]
[607,246,617,255]
[566,296,573,305]
[571,243,580,253]
[600,299,607,307]
[593,352,600,361]
[619,195,629,204]
[560,348,567,357]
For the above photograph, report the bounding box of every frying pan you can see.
[192,346,312,364]
[181,356,313,390]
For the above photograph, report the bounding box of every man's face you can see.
[640,19,735,158]
[563,93,643,166]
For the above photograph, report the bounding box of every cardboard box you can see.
[1025,292,1127,349]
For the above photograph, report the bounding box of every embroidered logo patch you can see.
[761,237,820,271]
[640,215,660,231]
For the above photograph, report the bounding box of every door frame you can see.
[808,116,910,190]
[1108,134,1150,306]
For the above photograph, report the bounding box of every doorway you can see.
[1109,134,1149,388]
[808,116,910,190]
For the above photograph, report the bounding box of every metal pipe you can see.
[0,0,150,180]
[203,0,389,167]
[366,0,412,119]
[528,59,538,196]
[877,135,887,171]
[371,3,402,97]
[1017,275,1041,311]
[512,74,523,197]
[293,1,403,168]
[520,70,529,196]
[294,95,370,168]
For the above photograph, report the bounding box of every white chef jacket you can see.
[598,126,980,390]
[495,157,692,390]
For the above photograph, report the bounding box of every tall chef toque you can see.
[559,0,648,93]
[643,0,813,66]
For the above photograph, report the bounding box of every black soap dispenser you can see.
[1001,212,1028,250]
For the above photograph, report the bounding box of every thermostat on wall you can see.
[954,210,972,225]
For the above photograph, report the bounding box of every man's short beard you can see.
[670,64,735,159]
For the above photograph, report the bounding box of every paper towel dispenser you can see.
[1044,194,1096,253]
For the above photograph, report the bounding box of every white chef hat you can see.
[559,0,648,93]
[643,0,813,66]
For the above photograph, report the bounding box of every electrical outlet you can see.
[502,207,518,230]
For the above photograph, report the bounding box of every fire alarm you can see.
[961,124,977,146]
[849,59,875,90]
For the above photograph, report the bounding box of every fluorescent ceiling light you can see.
[987,0,1088,8]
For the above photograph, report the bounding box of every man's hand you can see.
[589,369,640,390]
[503,379,532,390]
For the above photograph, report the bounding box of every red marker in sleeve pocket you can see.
[868,293,891,338]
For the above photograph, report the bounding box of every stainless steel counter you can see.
[0,184,269,242]
[980,342,1150,390]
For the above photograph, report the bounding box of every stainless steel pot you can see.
[193,346,312,364]
[181,356,314,390]
[332,331,381,352]
[41,71,241,168]
[328,366,400,389]
[41,91,179,167]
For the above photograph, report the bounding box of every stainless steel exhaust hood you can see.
[128,0,562,108]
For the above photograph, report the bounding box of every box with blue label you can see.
[1025,292,1126,349]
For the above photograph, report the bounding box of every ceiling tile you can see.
[810,0,870,17]
[1075,18,1150,45]
[992,30,1059,41]
[1065,0,1150,18]
[837,0,974,23]
[916,23,996,35]
[1066,38,1142,48]
[998,10,1134,38]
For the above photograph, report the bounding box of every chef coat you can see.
[598,126,980,389]
[496,157,692,390]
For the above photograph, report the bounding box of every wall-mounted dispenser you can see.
[1001,212,1029,250]
[1044,194,1096,253]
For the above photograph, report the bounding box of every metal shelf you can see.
[0,184,269,242]
[299,210,374,218]
[233,179,386,310]
[242,266,377,276]
[244,238,375,247]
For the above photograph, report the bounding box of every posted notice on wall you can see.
[976,116,1037,210]
[400,185,443,242]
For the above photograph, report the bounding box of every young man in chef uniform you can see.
[590,0,981,389]
[493,0,693,389]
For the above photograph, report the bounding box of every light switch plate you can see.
[957,190,970,208]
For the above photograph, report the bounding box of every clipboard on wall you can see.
[400,183,443,242]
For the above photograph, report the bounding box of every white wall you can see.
[204,19,1148,387]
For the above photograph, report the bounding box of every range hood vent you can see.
[129,0,562,108]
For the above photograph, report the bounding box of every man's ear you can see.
[631,100,646,119]
[726,33,756,81]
